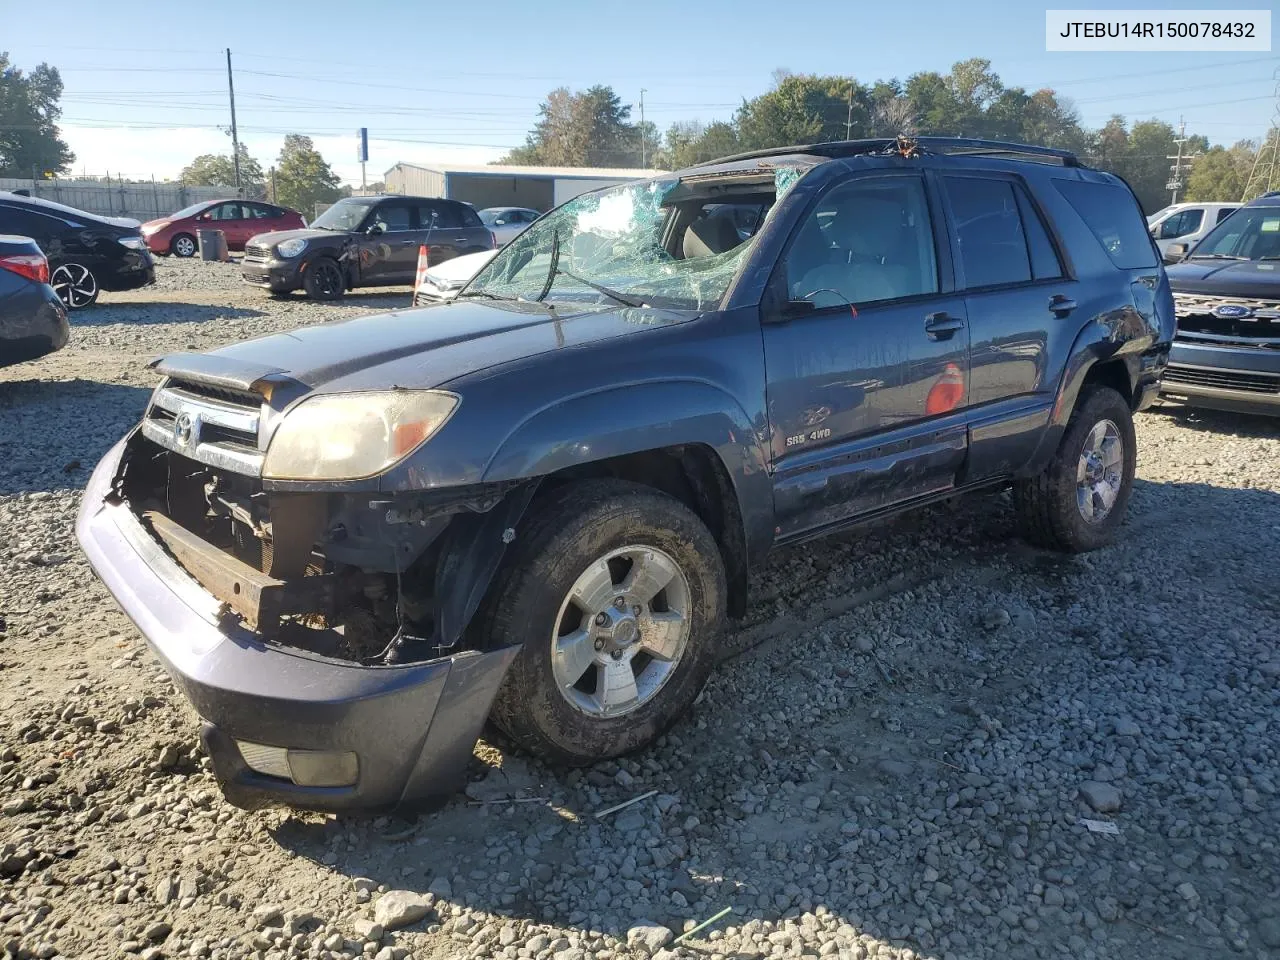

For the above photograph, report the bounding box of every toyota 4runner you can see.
[77,137,1173,812]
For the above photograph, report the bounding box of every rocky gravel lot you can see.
[1,256,1278,960]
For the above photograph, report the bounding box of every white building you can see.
[383,162,664,212]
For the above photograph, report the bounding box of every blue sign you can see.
[356,128,368,163]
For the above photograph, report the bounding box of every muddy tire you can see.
[302,257,346,301]
[1014,385,1136,552]
[474,479,726,766]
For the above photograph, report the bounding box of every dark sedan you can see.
[0,192,155,309]
[241,195,492,300]
[1161,192,1280,415]
[0,235,69,366]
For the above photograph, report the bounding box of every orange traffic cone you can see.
[415,244,431,290]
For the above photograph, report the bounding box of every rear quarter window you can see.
[459,205,484,228]
[1053,179,1157,270]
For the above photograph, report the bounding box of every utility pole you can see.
[639,88,647,168]
[846,79,855,140]
[1241,66,1280,200]
[1165,116,1197,205]
[226,48,242,196]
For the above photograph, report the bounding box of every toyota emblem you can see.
[174,412,195,446]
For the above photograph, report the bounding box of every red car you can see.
[141,200,306,257]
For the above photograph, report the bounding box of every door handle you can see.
[453,237,469,243]
[1049,294,1078,316]
[924,311,964,340]
[396,239,417,245]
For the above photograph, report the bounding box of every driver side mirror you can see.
[366,223,384,236]
[1165,242,1189,262]
[495,219,507,226]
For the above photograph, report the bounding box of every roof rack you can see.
[696,136,1080,168]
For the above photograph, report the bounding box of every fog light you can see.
[286,749,359,787]
[235,741,359,787]
[235,740,291,779]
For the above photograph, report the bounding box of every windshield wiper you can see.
[457,289,517,301]
[1190,253,1248,260]
[535,229,560,302]
[554,266,644,308]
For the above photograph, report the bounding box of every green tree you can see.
[274,135,341,216]
[665,120,740,168]
[0,53,73,177]
[180,144,265,191]
[1185,140,1260,202]
[502,85,641,166]
[735,74,872,150]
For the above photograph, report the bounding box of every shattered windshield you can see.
[464,172,799,311]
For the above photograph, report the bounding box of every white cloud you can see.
[59,125,505,186]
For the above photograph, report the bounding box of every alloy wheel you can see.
[1076,419,1123,523]
[50,263,98,309]
[173,235,196,257]
[551,545,692,718]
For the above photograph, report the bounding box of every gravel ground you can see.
[1,256,1278,960]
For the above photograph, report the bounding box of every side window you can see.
[372,203,412,232]
[944,177,1031,288]
[431,203,464,229]
[0,205,56,241]
[459,206,484,228]
[207,202,243,221]
[246,204,273,219]
[1216,207,1238,224]
[1053,179,1158,269]
[1158,209,1203,239]
[784,175,938,307]
[1013,186,1063,280]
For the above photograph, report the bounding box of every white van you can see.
[1147,202,1240,259]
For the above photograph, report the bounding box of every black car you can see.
[79,137,1172,812]
[241,195,494,300]
[0,192,155,309]
[0,235,69,366]
[1161,192,1280,415]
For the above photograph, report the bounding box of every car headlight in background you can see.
[141,221,166,235]
[118,236,147,250]
[276,237,308,259]
[262,390,460,480]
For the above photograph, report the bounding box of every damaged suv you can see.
[78,138,1173,812]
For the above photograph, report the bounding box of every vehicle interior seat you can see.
[792,194,916,304]
[682,215,742,259]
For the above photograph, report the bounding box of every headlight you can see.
[262,390,460,481]
[141,221,166,235]
[118,236,147,250]
[276,237,308,259]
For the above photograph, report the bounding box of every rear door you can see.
[202,202,252,248]
[763,169,971,540]
[938,172,1081,480]
[425,201,486,264]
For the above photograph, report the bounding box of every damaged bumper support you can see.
[76,438,518,812]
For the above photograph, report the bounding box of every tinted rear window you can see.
[460,206,484,228]
[1053,179,1157,269]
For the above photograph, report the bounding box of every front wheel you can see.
[302,257,346,300]
[170,233,197,258]
[1014,385,1136,552]
[50,262,99,309]
[474,480,726,765]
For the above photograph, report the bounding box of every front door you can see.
[357,200,417,284]
[763,170,971,541]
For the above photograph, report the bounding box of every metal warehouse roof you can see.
[388,162,665,180]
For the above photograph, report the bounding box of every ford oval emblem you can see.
[1212,304,1251,319]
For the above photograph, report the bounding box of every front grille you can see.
[140,377,265,475]
[243,243,272,263]
[1173,293,1280,348]
[1163,365,1280,395]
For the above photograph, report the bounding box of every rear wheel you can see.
[302,257,345,300]
[1014,385,1136,552]
[50,262,99,309]
[170,233,197,258]
[474,480,726,765]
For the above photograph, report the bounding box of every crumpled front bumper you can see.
[75,437,518,812]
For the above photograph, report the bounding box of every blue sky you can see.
[5,0,1277,184]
